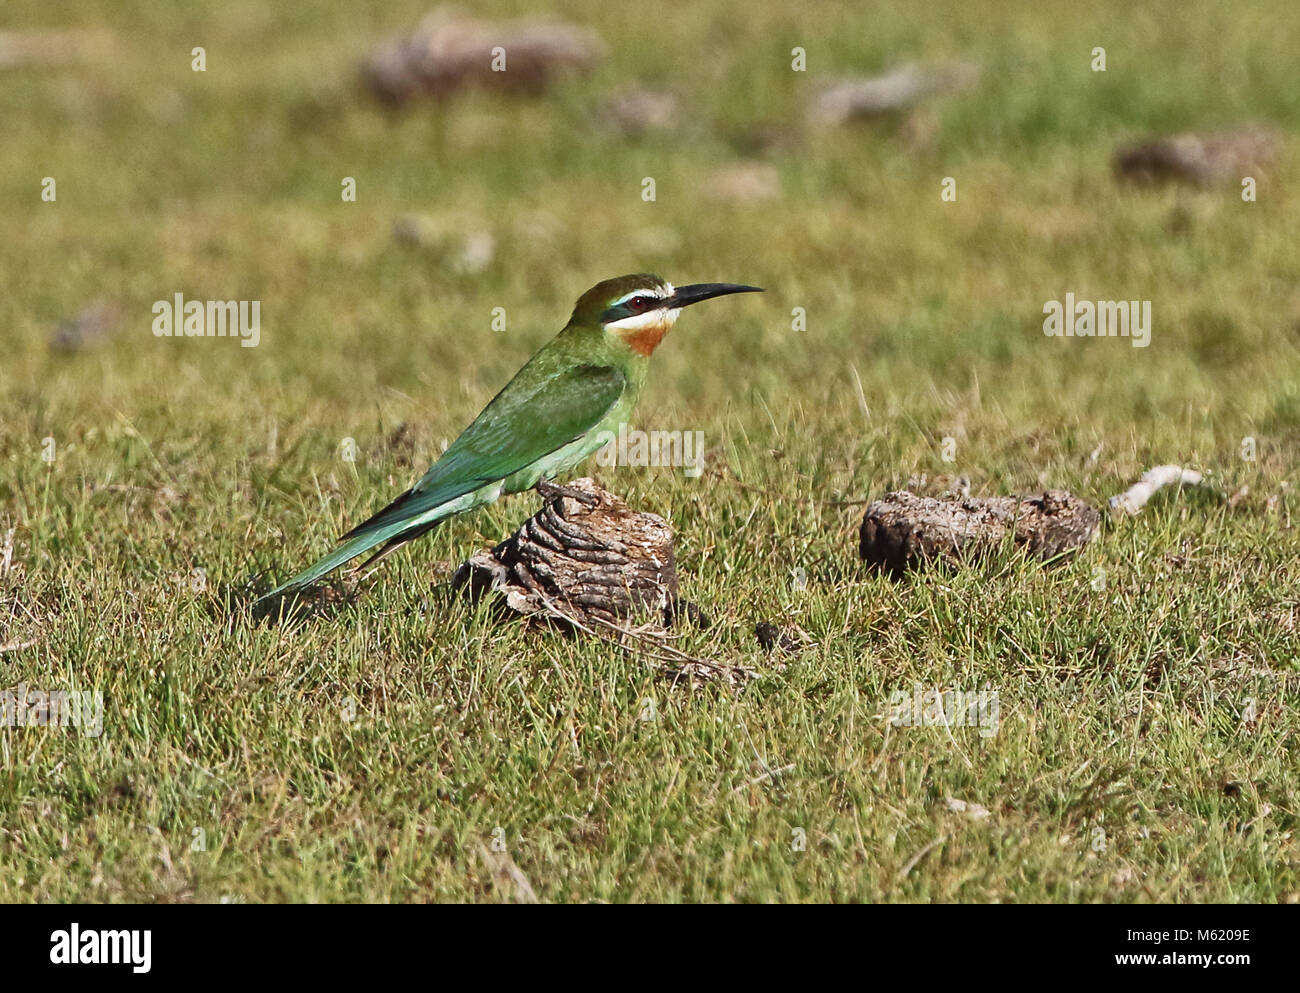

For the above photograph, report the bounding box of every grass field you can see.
[2,0,1298,902]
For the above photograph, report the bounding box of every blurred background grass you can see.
[6,1,1299,444]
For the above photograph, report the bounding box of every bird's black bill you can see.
[668,283,764,308]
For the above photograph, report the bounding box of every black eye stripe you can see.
[601,293,660,322]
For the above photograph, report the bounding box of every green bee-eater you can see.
[258,274,761,606]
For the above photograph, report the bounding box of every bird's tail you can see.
[254,515,431,609]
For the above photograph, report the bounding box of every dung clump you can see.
[859,490,1100,576]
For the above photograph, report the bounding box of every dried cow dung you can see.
[49,300,121,352]
[808,62,979,126]
[1114,129,1278,186]
[600,88,678,134]
[451,477,676,626]
[362,7,605,106]
[755,622,802,656]
[859,490,1100,576]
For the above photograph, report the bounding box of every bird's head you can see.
[571,273,763,356]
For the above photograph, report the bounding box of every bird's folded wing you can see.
[338,363,627,542]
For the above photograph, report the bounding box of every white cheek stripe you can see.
[606,308,681,332]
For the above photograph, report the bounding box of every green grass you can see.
[1,0,1298,902]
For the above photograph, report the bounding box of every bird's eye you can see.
[628,296,649,312]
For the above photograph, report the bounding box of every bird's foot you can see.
[535,479,600,508]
